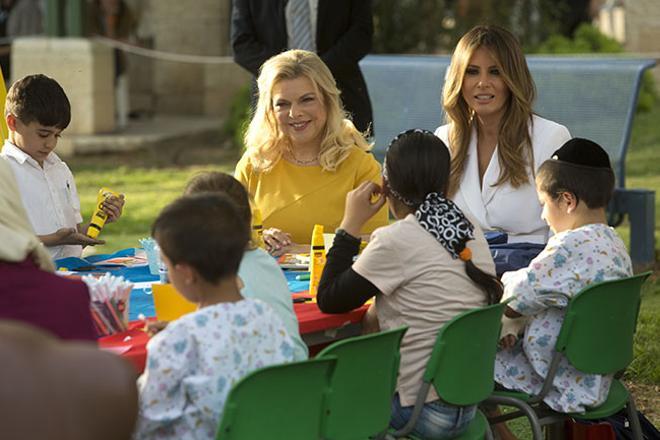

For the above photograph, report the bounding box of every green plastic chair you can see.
[389,302,507,440]
[216,357,337,440]
[488,272,652,440]
[317,326,408,440]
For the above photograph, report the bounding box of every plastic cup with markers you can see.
[139,238,161,276]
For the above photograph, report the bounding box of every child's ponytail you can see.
[458,246,503,305]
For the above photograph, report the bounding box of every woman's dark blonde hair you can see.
[443,24,536,196]
[244,49,370,173]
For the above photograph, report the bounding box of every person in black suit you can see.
[231,0,374,135]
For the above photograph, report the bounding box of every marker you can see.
[308,224,326,296]
[295,273,311,281]
[251,206,265,249]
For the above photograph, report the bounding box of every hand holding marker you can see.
[86,187,121,238]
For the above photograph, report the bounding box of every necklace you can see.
[285,150,319,166]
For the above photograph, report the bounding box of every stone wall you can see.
[622,0,660,84]
[149,0,236,115]
[11,38,115,137]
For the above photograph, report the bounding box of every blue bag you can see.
[484,231,545,277]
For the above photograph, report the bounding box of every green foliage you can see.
[638,73,659,113]
[223,84,252,151]
[372,0,570,54]
[535,23,624,54]
[625,276,660,384]
[534,24,658,113]
[372,0,451,53]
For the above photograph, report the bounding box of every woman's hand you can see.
[103,194,125,223]
[339,181,386,237]
[263,228,295,256]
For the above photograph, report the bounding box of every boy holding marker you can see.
[0,74,124,259]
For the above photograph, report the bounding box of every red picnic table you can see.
[99,302,369,373]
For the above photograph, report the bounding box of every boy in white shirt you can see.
[0,74,124,259]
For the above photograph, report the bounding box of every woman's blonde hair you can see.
[243,49,370,173]
[443,25,536,196]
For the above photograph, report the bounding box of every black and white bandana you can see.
[384,128,475,258]
[415,192,475,259]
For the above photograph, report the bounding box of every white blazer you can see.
[435,115,571,244]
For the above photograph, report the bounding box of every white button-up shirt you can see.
[435,115,571,244]
[1,140,83,259]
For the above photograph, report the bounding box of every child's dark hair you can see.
[152,193,250,284]
[385,130,503,304]
[184,171,252,226]
[537,162,614,208]
[5,74,71,130]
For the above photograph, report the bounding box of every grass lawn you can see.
[67,102,660,429]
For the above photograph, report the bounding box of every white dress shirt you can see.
[435,115,571,244]
[1,140,83,259]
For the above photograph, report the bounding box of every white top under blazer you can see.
[435,115,571,244]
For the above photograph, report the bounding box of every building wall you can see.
[149,0,236,114]
[623,0,660,84]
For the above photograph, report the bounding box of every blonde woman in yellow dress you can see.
[235,49,388,256]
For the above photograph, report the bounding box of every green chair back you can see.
[216,357,336,440]
[555,271,651,375]
[317,326,407,440]
[424,302,506,407]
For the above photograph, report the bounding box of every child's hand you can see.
[103,194,125,223]
[42,227,105,247]
[361,303,380,335]
[340,181,386,237]
[145,320,169,337]
[499,334,518,349]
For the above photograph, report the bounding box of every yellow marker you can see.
[251,206,265,249]
[86,187,120,238]
[308,224,326,296]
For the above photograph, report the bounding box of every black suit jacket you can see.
[231,0,374,134]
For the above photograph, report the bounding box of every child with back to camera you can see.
[184,171,308,360]
[491,138,633,438]
[135,193,296,440]
[317,129,502,439]
[0,74,125,259]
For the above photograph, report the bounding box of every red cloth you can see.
[295,302,368,334]
[99,303,369,373]
[0,259,97,341]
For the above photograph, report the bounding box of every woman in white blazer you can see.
[435,25,571,244]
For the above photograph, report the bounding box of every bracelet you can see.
[334,228,361,245]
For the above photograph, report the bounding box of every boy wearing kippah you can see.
[494,138,633,415]
[0,74,124,259]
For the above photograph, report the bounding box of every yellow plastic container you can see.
[251,206,265,249]
[152,283,197,321]
[308,224,326,296]
[86,187,120,238]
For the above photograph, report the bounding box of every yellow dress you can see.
[235,147,389,244]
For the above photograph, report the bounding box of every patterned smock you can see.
[494,223,632,413]
[134,299,296,439]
